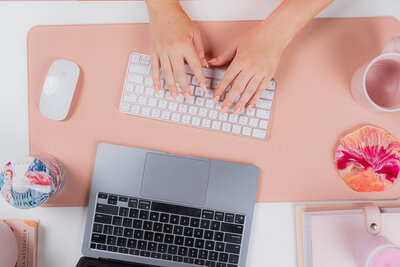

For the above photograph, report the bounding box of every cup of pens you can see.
[0,154,66,209]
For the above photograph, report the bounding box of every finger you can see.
[150,53,161,93]
[159,54,179,100]
[234,74,264,115]
[193,32,208,68]
[208,42,237,66]
[169,54,191,102]
[221,71,253,114]
[185,45,207,92]
[246,77,272,110]
[213,59,241,104]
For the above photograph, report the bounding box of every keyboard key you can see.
[192,117,201,126]
[134,230,143,239]
[228,114,238,123]
[127,239,137,248]
[212,121,221,130]
[204,230,214,240]
[191,218,200,227]
[182,114,190,124]
[208,251,218,261]
[256,109,270,119]
[144,231,154,241]
[151,252,161,259]
[140,250,150,257]
[180,216,190,226]
[148,242,157,251]
[160,213,169,223]
[194,229,204,238]
[221,223,243,234]
[184,227,194,237]
[103,225,113,235]
[216,242,225,252]
[259,120,269,129]
[112,216,122,226]
[202,119,211,128]
[201,219,210,229]
[93,223,103,233]
[224,233,242,244]
[195,239,205,249]
[214,232,224,241]
[123,228,133,238]
[261,90,274,100]
[211,221,221,231]
[98,193,108,199]
[127,74,143,84]
[113,227,123,236]
[152,202,201,217]
[232,125,241,134]
[171,112,180,122]
[174,225,183,235]
[96,204,118,215]
[158,243,167,253]
[122,218,132,228]
[168,245,178,255]
[154,233,164,242]
[97,244,107,250]
[225,244,240,254]
[179,246,188,256]
[184,258,194,264]
[91,234,106,244]
[94,214,112,224]
[153,222,163,232]
[138,240,147,250]
[235,215,245,224]
[170,215,180,224]
[229,254,239,264]
[225,214,234,223]
[143,221,152,230]
[215,212,224,221]
[199,249,208,259]
[173,256,183,262]
[189,248,198,258]
[139,210,149,220]
[205,240,215,250]
[107,246,118,252]
[128,198,138,208]
[119,207,129,217]
[129,209,139,218]
[163,224,173,234]
[132,219,142,228]
[206,261,216,267]
[165,234,174,244]
[130,249,140,255]
[219,253,229,263]
[185,237,195,247]
[175,236,184,246]
[252,129,267,139]
[117,237,127,247]
[222,123,231,132]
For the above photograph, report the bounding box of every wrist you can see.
[257,20,294,50]
[145,0,180,13]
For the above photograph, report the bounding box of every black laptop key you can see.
[191,218,200,227]
[200,219,210,229]
[224,213,234,223]
[175,235,184,246]
[206,261,216,267]
[165,234,174,244]
[103,225,113,235]
[202,210,214,220]
[95,214,112,224]
[158,243,167,253]
[189,248,198,258]
[140,251,151,258]
[148,242,157,251]
[139,210,149,220]
[224,233,241,244]
[122,218,132,228]
[138,240,147,250]
[225,244,240,254]
[163,224,173,234]
[162,254,172,260]
[184,227,194,236]
[119,247,129,254]
[168,245,178,255]
[180,216,190,226]
[153,222,163,232]
[128,198,138,208]
[144,231,154,241]
[178,246,188,256]
[215,242,225,252]
[221,223,243,234]
[184,258,194,264]
[152,201,201,217]
[130,249,140,255]
[151,252,161,259]
[227,265,237,267]
[108,199,117,205]
[208,251,218,261]
[160,213,169,223]
[132,219,142,229]
[117,237,127,247]
[119,207,129,217]
[219,253,228,263]
[123,228,133,238]
[98,193,108,199]
[108,195,118,201]
[90,243,96,249]
[92,234,106,244]
[214,232,224,241]
[199,250,208,259]
[154,233,164,242]
[204,230,214,240]
[194,229,204,238]
[112,216,122,226]
[215,212,224,221]
[173,256,183,262]
[143,221,153,230]
[107,236,117,245]
[150,212,159,221]
[205,240,215,250]
[107,246,118,252]
[185,237,194,247]
[134,230,144,239]
[216,263,226,267]
[93,223,103,233]
[211,221,221,231]
[229,254,239,264]
[127,239,137,248]
[113,227,123,237]
[118,196,128,202]
[174,225,183,235]
[170,215,180,224]
[139,200,151,210]
[195,259,205,265]
[129,209,139,218]
[195,239,205,249]
[97,244,107,250]
[234,215,245,224]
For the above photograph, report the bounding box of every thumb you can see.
[208,42,238,66]
[193,32,208,67]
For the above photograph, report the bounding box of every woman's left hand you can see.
[209,22,288,115]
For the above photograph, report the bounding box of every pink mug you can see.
[351,36,400,112]
[356,236,400,267]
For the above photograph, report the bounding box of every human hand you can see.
[146,0,207,102]
[209,23,287,115]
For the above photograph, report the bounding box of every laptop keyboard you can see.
[90,192,245,267]
[120,52,276,140]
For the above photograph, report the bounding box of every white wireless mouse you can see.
[39,59,80,121]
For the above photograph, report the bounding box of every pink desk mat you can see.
[27,17,400,207]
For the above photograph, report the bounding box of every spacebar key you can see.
[151,202,201,217]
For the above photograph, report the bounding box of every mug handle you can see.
[383,36,400,53]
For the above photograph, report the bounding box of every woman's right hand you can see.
[145,0,207,102]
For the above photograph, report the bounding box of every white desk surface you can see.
[0,1,399,266]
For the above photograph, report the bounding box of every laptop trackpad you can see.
[141,153,210,206]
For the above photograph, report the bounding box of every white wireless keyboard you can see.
[120,52,276,140]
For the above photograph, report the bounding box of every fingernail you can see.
[213,95,220,104]
[246,104,254,111]
[203,59,209,68]
[208,58,217,64]
[200,82,207,92]
[221,105,229,115]
[234,107,241,116]
[184,93,191,102]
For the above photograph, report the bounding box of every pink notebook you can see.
[27,17,400,207]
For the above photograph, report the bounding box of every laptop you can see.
[80,143,259,267]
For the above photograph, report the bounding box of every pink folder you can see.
[27,17,400,207]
